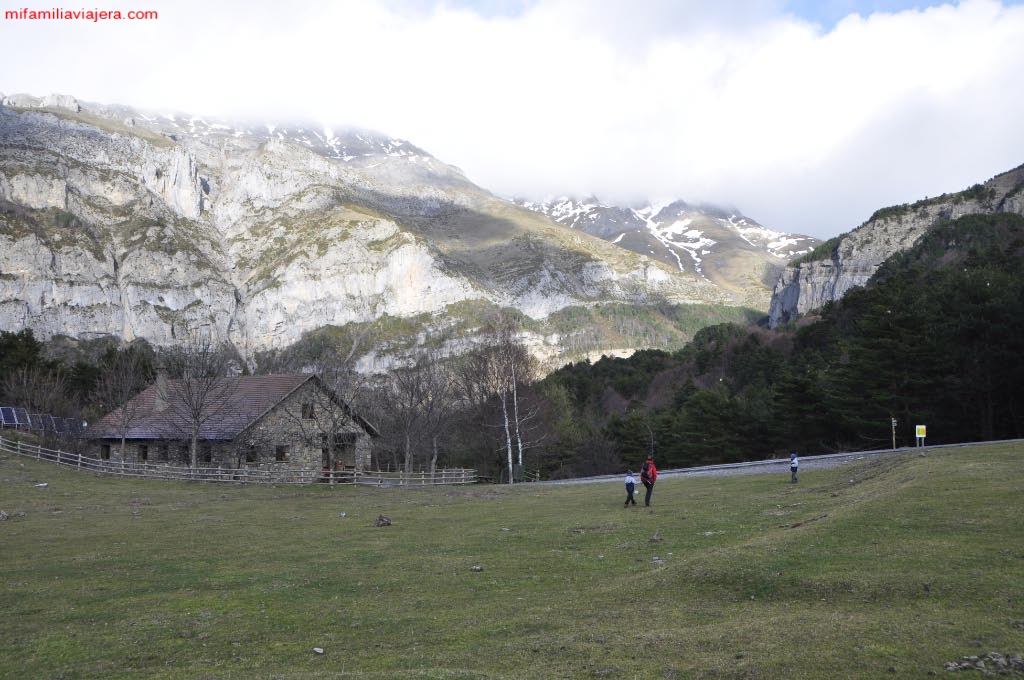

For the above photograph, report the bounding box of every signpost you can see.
[915,424,926,447]
[891,417,897,449]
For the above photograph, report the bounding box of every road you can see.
[533,439,1018,485]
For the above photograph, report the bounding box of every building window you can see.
[275,445,290,462]
[201,443,213,463]
[301,402,315,420]
[245,446,257,463]
[138,444,148,461]
[158,445,170,462]
[100,444,110,460]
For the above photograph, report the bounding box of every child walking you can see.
[624,471,637,507]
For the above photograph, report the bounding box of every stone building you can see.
[88,374,377,471]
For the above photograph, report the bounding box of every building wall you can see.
[234,381,373,470]
[92,381,374,470]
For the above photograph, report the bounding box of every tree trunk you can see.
[430,434,438,475]
[404,431,413,474]
[511,366,524,468]
[501,391,514,484]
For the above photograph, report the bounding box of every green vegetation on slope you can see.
[1,443,1021,679]
[20,106,177,149]
[255,300,763,373]
[868,183,998,223]
[543,213,1024,471]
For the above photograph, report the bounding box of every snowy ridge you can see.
[517,195,820,306]
[89,99,434,165]
[521,196,817,271]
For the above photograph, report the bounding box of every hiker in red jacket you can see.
[640,455,658,507]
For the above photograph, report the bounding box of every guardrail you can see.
[0,435,477,486]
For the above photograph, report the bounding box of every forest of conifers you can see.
[540,213,1024,475]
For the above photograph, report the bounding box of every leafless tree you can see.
[453,314,545,483]
[228,406,281,470]
[380,362,428,474]
[1,364,76,417]
[420,357,459,474]
[375,353,459,474]
[158,332,234,468]
[90,347,153,460]
[492,340,545,482]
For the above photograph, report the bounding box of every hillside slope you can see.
[519,196,818,309]
[0,93,732,366]
[768,162,1024,326]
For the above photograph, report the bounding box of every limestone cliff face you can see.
[0,94,731,365]
[767,164,1024,327]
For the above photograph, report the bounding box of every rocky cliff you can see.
[767,163,1024,327]
[0,93,736,368]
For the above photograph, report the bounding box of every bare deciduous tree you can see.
[90,347,154,460]
[453,314,545,483]
[492,340,544,483]
[158,332,234,468]
[420,357,458,474]
[1,364,75,417]
[375,353,459,475]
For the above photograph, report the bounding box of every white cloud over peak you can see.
[2,0,1023,238]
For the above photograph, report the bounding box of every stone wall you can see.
[234,380,373,470]
[92,381,374,471]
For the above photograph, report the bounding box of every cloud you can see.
[3,0,1023,238]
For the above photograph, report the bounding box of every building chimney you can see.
[154,371,168,413]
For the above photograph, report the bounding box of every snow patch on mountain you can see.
[516,195,820,309]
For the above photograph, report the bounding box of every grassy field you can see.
[1,443,1022,679]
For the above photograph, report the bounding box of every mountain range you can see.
[0,93,814,369]
[517,196,817,308]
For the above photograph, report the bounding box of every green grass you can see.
[1,444,1021,679]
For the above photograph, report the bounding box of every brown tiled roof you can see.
[89,374,323,441]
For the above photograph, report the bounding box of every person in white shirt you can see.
[790,453,799,483]
[624,471,637,507]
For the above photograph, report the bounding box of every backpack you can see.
[641,461,650,481]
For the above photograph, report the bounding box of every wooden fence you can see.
[0,435,477,486]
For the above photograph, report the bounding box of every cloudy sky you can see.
[3,0,1023,238]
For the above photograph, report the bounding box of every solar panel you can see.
[57,418,82,433]
[0,410,86,432]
